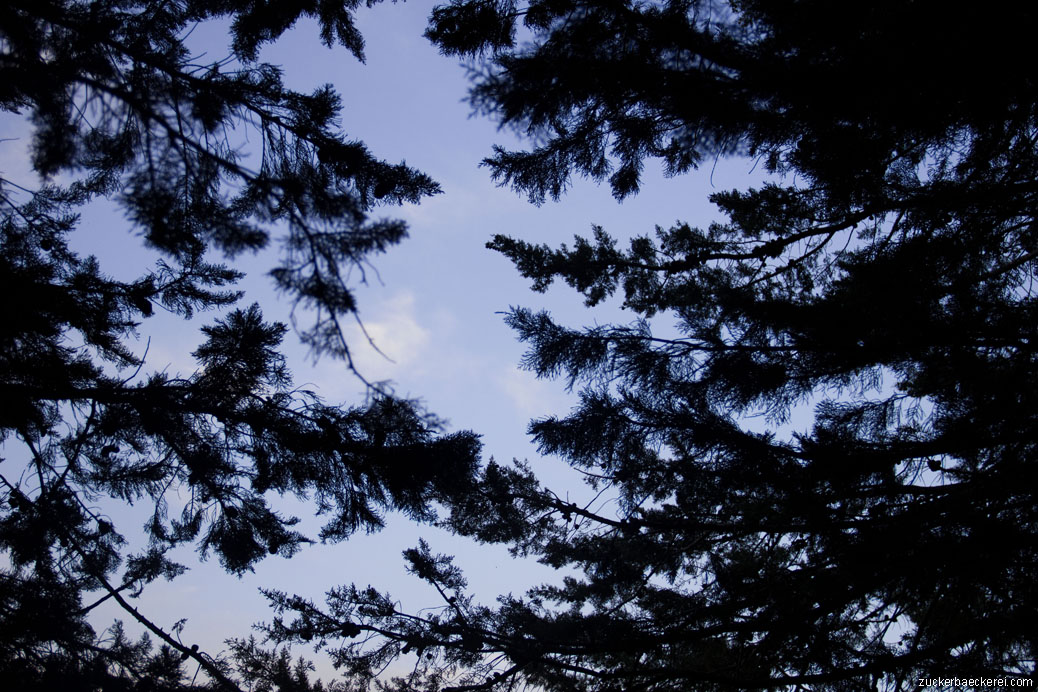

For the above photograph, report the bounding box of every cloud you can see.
[497,364,574,419]
[295,291,431,400]
[353,292,430,371]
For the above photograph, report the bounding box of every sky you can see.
[2,1,768,683]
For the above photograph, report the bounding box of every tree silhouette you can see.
[261,1,1038,690]
[0,1,479,688]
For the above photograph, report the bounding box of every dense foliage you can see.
[262,1,1038,690]
[0,1,479,689]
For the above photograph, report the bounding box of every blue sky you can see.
[2,1,767,681]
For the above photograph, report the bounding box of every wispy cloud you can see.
[497,364,575,419]
[350,291,431,375]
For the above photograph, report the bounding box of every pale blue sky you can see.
[3,1,767,681]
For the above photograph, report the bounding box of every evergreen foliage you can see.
[0,1,479,688]
[263,1,1038,690]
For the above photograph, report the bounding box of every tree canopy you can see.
[0,1,479,688]
[5,0,1038,690]
[258,1,1038,690]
